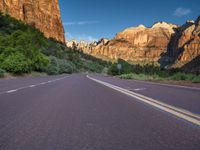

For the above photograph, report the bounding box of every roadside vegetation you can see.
[1,12,199,83]
[0,68,5,77]
[0,12,109,77]
[108,59,200,83]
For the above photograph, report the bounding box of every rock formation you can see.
[67,16,200,71]
[0,0,65,43]
[173,17,200,62]
[69,22,178,62]
[66,40,78,48]
[160,17,200,70]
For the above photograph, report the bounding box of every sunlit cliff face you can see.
[0,0,65,43]
[68,17,200,66]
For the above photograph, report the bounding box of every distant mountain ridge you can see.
[67,16,200,72]
[0,0,65,43]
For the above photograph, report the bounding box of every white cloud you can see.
[174,7,191,17]
[77,34,98,42]
[77,21,100,25]
[63,20,100,26]
[65,32,97,42]
[63,22,75,26]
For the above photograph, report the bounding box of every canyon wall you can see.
[68,22,178,62]
[0,0,65,43]
[168,17,200,62]
[68,16,200,70]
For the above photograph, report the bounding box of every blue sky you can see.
[59,0,200,42]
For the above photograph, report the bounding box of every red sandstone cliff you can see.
[69,22,178,62]
[68,17,200,70]
[0,0,65,43]
[175,17,200,62]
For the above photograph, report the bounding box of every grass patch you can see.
[119,73,200,83]
[109,59,200,83]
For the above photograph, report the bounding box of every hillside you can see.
[0,13,109,76]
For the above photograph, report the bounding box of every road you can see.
[0,74,200,150]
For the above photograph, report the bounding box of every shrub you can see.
[119,73,150,81]
[108,59,133,75]
[0,53,31,73]
[45,64,59,75]
[108,63,119,75]
[32,54,50,71]
[118,59,132,74]
[44,56,59,75]
[0,68,6,77]
[102,67,109,74]
[82,61,105,73]
[0,28,50,74]
[57,59,76,74]
[119,73,135,79]
[43,57,78,75]
[192,75,200,83]
[169,72,188,81]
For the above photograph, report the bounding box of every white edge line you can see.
[1,75,69,95]
[29,85,36,88]
[90,76,200,120]
[6,89,17,93]
[87,75,200,126]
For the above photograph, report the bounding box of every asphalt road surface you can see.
[0,74,200,150]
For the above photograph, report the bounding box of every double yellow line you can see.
[87,75,200,126]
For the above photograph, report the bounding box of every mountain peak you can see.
[137,24,146,28]
[152,21,177,29]
[122,24,146,33]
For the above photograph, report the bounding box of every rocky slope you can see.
[68,17,200,70]
[167,17,200,62]
[0,0,65,43]
[68,22,178,62]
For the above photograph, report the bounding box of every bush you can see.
[108,59,133,75]
[0,27,50,74]
[0,13,50,74]
[119,73,149,81]
[192,75,200,83]
[44,56,59,75]
[0,68,6,77]
[169,72,187,81]
[0,53,32,73]
[168,72,200,81]
[45,65,59,75]
[33,54,50,71]
[119,74,134,79]
[102,67,109,74]
[43,57,78,75]
[82,61,105,73]
[108,63,119,75]
[57,59,76,74]
[119,72,200,83]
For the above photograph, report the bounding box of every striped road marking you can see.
[87,75,200,126]
[0,76,69,95]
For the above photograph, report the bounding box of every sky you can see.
[59,0,200,42]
